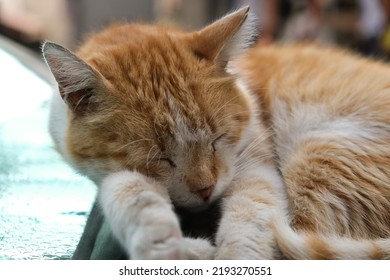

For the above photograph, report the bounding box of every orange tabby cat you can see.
[42,6,390,259]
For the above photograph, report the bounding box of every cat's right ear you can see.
[42,42,100,114]
[186,6,258,69]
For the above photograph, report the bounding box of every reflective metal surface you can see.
[0,37,96,260]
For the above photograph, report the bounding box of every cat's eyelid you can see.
[213,133,227,143]
[212,133,227,151]
[159,157,176,168]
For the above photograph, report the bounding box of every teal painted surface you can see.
[0,48,96,259]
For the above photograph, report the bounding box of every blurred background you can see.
[0,0,389,260]
[2,0,390,57]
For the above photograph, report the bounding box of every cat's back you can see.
[238,44,390,178]
[238,44,390,123]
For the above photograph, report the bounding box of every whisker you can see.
[234,128,273,171]
[234,154,272,174]
[239,129,272,156]
[115,138,154,152]
[209,95,242,123]
[146,145,159,169]
[214,110,258,126]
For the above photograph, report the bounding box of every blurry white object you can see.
[358,0,386,39]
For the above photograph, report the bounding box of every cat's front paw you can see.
[128,212,216,259]
[129,208,184,259]
[183,238,216,260]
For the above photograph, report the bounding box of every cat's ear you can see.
[42,42,101,114]
[188,6,257,68]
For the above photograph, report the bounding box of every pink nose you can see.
[197,187,212,200]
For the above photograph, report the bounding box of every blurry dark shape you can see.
[207,0,234,22]
[320,0,359,50]
[0,0,76,51]
[77,0,154,43]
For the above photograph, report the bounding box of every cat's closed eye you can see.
[212,133,226,152]
[159,158,176,168]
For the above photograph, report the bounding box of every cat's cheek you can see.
[213,174,233,200]
[213,160,237,200]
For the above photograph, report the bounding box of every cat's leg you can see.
[99,170,215,259]
[271,137,390,259]
[215,165,286,259]
[281,138,390,238]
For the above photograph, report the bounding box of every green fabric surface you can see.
[91,220,126,260]
[72,201,126,260]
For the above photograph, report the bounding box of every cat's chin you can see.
[185,203,210,213]
[173,200,212,213]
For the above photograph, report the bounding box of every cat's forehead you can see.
[87,33,203,99]
[164,93,213,145]
[90,30,194,76]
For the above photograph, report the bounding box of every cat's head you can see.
[43,7,259,209]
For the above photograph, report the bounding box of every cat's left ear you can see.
[187,6,257,68]
[42,42,102,114]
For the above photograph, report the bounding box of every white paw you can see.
[183,238,216,260]
[127,209,216,259]
[129,207,184,260]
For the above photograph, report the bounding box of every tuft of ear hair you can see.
[42,42,102,114]
[187,6,258,69]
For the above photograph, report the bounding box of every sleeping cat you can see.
[42,6,390,259]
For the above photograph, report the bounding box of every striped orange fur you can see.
[43,7,390,259]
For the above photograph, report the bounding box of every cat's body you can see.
[43,7,390,259]
[239,44,390,258]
